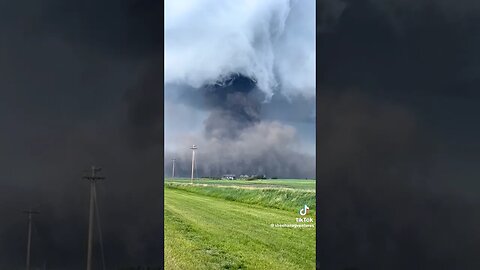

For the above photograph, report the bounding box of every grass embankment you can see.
[165,182,316,212]
[164,188,316,270]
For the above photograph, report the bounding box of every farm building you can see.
[223,174,236,180]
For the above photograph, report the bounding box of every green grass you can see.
[164,179,316,270]
[165,178,316,191]
[165,182,315,212]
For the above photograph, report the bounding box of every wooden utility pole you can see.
[82,166,105,270]
[23,209,39,270]
[190,145,197,184]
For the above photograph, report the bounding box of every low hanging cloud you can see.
[164,0,315,98]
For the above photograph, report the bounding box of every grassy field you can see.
[165,178,316,191]
[164,178,316,270]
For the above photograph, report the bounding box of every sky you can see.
[164,0,316,179]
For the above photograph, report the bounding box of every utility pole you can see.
[83,166,105,270]
[190,145,197,184]
[172,158,176,179]
[23,209,39,270]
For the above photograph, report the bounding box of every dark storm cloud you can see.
[316,92,480,270]
[320,0,479,99]
[42,0,162,56]
[124,57,164,149]
[0,0,164,268]
[0,116,164,269]
[262,93,315,124]
[0,0,162,57]
[201,75,261,140]
[368,0,480,28]
[0,84,164,269]
[162,74,315,178]
[318,0,480,269]
[166,80,316,128]
[199,74,315,142]
[318,0,347,33]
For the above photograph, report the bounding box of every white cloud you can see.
[164,0,315,98]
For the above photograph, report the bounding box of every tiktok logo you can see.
[299,205,309,216]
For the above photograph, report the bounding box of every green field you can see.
[164,178,316,270]
[165,178,316,191]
